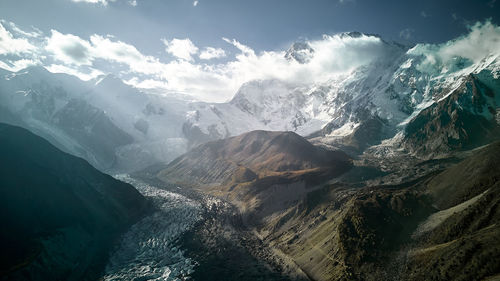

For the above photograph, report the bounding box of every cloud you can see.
[0,20,43,38]
[488,0,497,7]
[199,47,226,60]
[90,35,169,77]
[129,0,137,6]
[71,0,114,5]
[0,22,37,55]
[7,18,498,103]
[222,37,255,56]
[2,21,403,102]
[193,1,198,6]
[45,64,103,80]
[410,20,500,72]
[46,30,93,65]
[124,77,169,90]
[215,33,399,100]
[162,38,199,61]
[420,11,429,18]
[0,59,38,72]
[399,28,414,40]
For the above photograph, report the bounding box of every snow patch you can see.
[328,122,360,137]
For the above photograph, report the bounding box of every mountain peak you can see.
[159,130,352,187]
[285,41,315,64]
[338,31,382,39]
[95,73,124,87]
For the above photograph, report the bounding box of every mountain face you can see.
[0,123,148,280]
[158,130,352,223]
[285,42,315,64]
[0,67,190,172]
[182,35,500,157]
[250,141,500,281]
[402,73,500,156]
[160,130,351,186]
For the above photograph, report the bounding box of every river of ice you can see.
[103,175,203,281]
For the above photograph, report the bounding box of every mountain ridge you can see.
[0,123,148,280]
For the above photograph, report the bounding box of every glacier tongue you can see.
[104,175,202,281]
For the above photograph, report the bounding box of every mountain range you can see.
[1,31,499,175]
[1,27,500,281]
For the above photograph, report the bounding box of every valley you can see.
[161,141,500,281]
[97,135,500,281]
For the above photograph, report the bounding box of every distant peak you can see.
[285,41,315,64]
[95,74,126,87]
[22,65,50,75]
[337,31,381,39]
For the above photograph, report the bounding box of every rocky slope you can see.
[158,130,352,224]
[255,141,500,281]
[402,73,500,157]
[160,130,351,185]
[0,123,148,281]
[155,126,500,281]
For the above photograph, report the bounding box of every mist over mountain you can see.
[1,22,499,174]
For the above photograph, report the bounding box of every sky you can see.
[0,0,499,102]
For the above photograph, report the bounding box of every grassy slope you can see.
[262,141,500,281]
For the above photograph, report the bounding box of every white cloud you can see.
[0,20,406,102]
[125,77,169,90]
[0,59,38,72]
[212,33,399,101]
[199,47,226,60]
[222,37,255,56]
[3,24,400,102]
[129,0,137,6]
[193,1,198,6]
[411,20,500,72]
[46,30,93,65]
[5,18,498,103]
[162,38,199,61]
[90,35,167,76]
[45,64,103,80]
[420,11,429,18]
[71,0,114,5]
[0,22,37,55]
[0,20,43,38]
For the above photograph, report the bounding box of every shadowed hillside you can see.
[0,123,148,281]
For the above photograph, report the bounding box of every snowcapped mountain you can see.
[285,42,315,64]
[1,30,499,172]
[183,32,500,156]
[0,66,190,172]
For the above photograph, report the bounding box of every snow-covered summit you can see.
[285,42,315,64]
